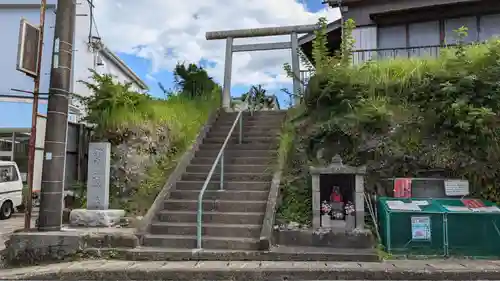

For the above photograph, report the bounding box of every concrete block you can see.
[69,209,125,227]
[3,230,138,266]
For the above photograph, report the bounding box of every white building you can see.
[0,0,147,123]
[0,0,148,188]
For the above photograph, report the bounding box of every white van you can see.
[0,161,23,219]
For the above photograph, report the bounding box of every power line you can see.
[86,0,100,43]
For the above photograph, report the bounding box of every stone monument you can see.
[310,155,366,231]
[69,142,125,227]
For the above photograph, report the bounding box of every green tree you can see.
[173,63,216,97]
[241,84,269,110]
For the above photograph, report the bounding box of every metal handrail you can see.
[196,99,248,249]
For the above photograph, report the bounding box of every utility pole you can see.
[38,0,76,231]
[24,0,47,230]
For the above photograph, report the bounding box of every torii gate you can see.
[205,24,321,110]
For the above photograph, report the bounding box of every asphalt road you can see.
[0,209,38,251]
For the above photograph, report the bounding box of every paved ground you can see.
[0,209,37,250]
[1,259,500,280]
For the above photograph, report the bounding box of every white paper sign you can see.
[444,179,469,196]
[411,216,431,241]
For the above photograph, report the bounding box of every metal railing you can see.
[299,45,457,80]
[196,96,252,249]
[352,45,448,65]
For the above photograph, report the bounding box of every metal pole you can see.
[219,153,224,191]
[196,193,202,249]
[38,0,75,231]
[239,114,242,144]
[25,0,47,230]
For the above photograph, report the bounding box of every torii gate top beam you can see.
[205,24,321,40]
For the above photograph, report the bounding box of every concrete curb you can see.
[259,170,282,250]
[2,260,500,280]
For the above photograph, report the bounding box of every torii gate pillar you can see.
[206,24,321,110]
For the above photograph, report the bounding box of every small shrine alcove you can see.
[310,155,366,231]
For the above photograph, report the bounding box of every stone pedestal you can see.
[310,155,367,231]
[69,209,125,227]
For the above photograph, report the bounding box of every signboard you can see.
[394,178,412,198]
[444,179,469,196]
[16,18,40,77]
[411,216,431,241]
[461,199,485,209]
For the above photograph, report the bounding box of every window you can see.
[408,21,441,58]
[378,25,407,49]
[409,21,440,47]
[378,25,408,59]
[480,14,500,41]
[445,16,478,44]
[0,165,18,183]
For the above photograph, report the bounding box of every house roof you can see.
[98,45,149,90]
[298,19,342,63]
[326,0,368,8]
[298,19,341,46]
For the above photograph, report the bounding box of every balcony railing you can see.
[352,45,448,65]
[299,45,463,89]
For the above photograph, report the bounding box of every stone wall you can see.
[100,122,171,205]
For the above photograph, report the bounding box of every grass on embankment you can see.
[119,93,220,215]
[82,71,221,215]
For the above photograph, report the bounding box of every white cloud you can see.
[94,0,340,90]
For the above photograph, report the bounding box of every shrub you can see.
[80,69,220,215]
[277,18,500,224]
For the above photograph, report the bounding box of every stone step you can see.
[207,130,280,138]
[170,190,269,201]
[190,156,274,165]
[163,199,267,213]
[219,111,286,118]
[156,210,264,224]
[222,110,287,117]
[203,136,277,144]
[199,143,278,151]
[215,119,283,127]
[149,222,261,237]
[210,126,281,134]
[175,181,270,191]
[196,149,276,158]
[185,164,272,174]
[181,172,273,181]
[142,234,261,250]
[93,246,379,262]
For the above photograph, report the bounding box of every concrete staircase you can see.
[142,110,287,250]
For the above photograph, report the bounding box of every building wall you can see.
[0,0,147,126]
[33,115,89,192]
[344,0,480,26]
[349,7,500,63]
[95,53,145,93]
[0,1,57,97]
[71,0,97,99]
[70,0,146,120]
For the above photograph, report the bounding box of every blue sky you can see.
[0,0,330,128]
[117,0,325,100]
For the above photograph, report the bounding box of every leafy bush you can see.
[276,108,311,225]
[80,68,220,214]
[277,18,500,224]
